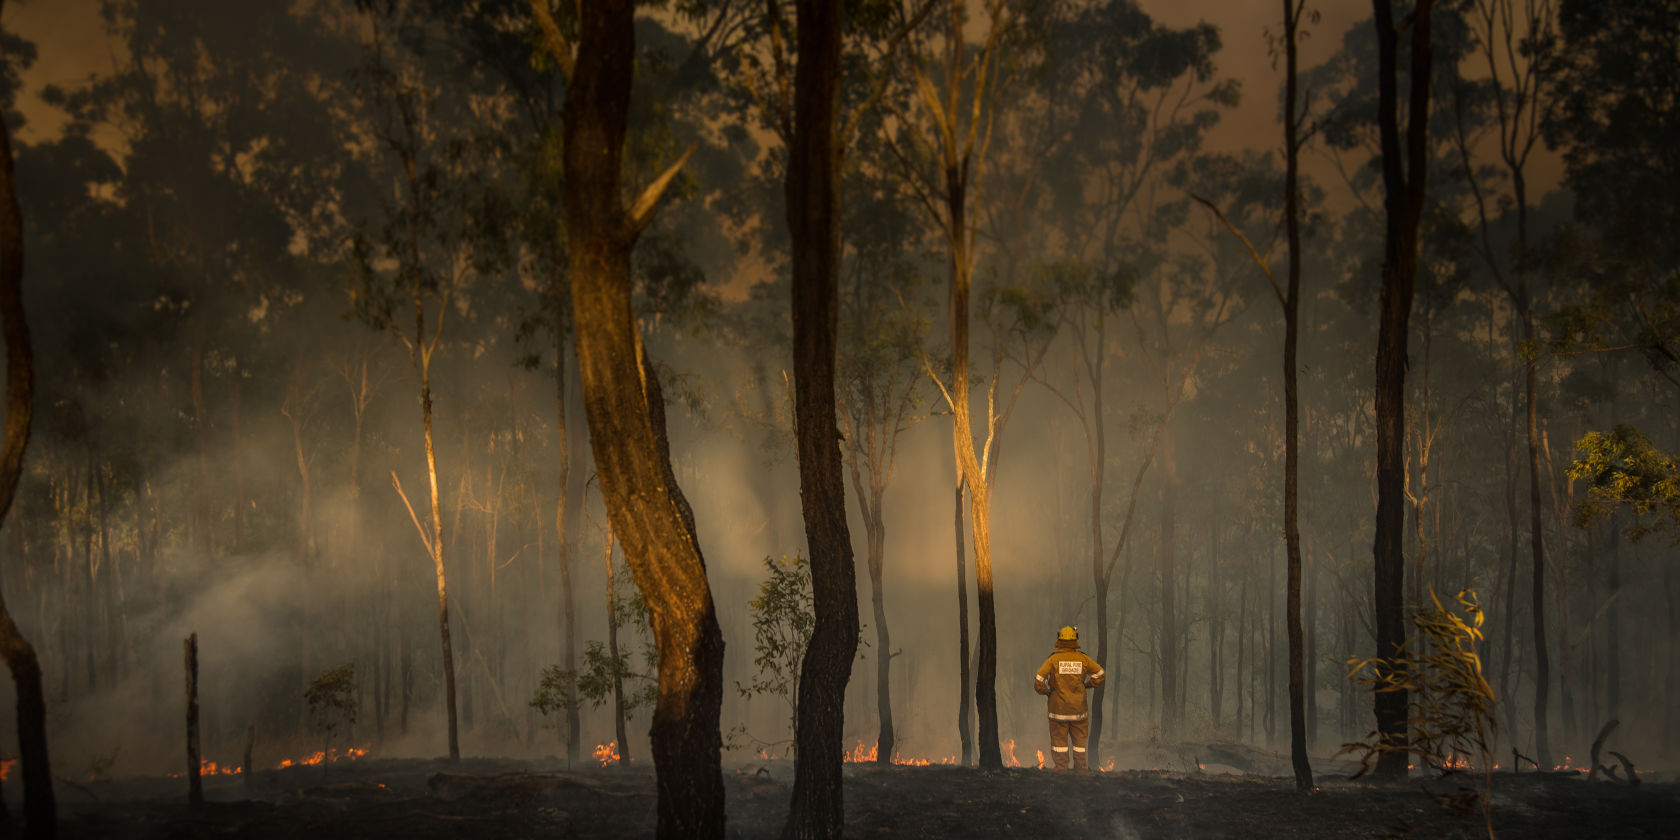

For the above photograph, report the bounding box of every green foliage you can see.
[735,555,815,740]
[531,561,658,723]
[1569,424,1680,542]
[305,663,357,738]
[1340,589,1498,790]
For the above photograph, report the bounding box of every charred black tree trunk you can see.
[0,47,56,834]
[783,0,858,833]
[1370,0,1433,781]
[185,634,203,807]
[561,0,724,833]
[1282,0,1313,793]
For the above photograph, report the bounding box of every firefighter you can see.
[1034,625,1105,771]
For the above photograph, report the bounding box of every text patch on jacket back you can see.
[1058,661,1083,675]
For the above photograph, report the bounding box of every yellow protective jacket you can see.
[1034,639,1104,720]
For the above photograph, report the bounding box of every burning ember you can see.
[594,741,621,766]
[0,758,15,781]
[166,744,370,779]
[838,741,958,766]
[195,759,242,777]
[277,745,370,769]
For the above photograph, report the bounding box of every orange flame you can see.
[0,759,15,781]
[276,745,369,769]
[844,741,879,763]
[837,741,958,766]
[165,744,370,779]
[1035,750,1045,770]
[593,741,620,766]
[1101,758,1115,772]
[1003,739,1020,768]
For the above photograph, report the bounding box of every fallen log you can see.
[1609,751,1640,786]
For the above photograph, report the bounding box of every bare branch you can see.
[627,143,698,238]
[527,0,575,82]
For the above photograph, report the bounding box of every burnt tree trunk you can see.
[1370,0,1433,781]
[0,58,56,835]
[784,0,858,831]
[1282,0,1312,792]
[562,0,724,833]
[185,633,203,807]
[859,492,892,763]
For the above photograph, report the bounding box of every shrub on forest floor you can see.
[1339,588,1497,837]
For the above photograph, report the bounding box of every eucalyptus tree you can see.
[533,0,725,833]
[347,0,514,759]
[0,6,54,833]
[884,0,1024,771]
[733,0,936,826]
[1369,0,1437,779]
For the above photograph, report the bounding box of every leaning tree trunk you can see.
[562,0,724,833]
[783,0,859,832]
[0,51,56,834]
[1370,0,1433,781]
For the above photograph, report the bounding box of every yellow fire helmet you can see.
[1058,625,1078,642]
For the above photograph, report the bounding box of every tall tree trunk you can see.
[1208,524,1222,731]
[561,0,724,831]
[419,338,458,760]
[190,333,212,560]
[955,478,972,766]
[230,362,245,553]
[604,527,628,764]
[1370,0,1433,780]
[1607,521,1621,720]
[866,504,893,764]
[1522,305,1551,766]
[1282,0,1312,791]
[0,54,57,834]
[1159,430,1179,738]
[784,0,858,832]
[555,330,581,765]
[1088,313,1110,767]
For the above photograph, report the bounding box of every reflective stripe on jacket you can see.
[1033,639,1105,719]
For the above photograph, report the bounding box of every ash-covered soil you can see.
[47,750,1680,839]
